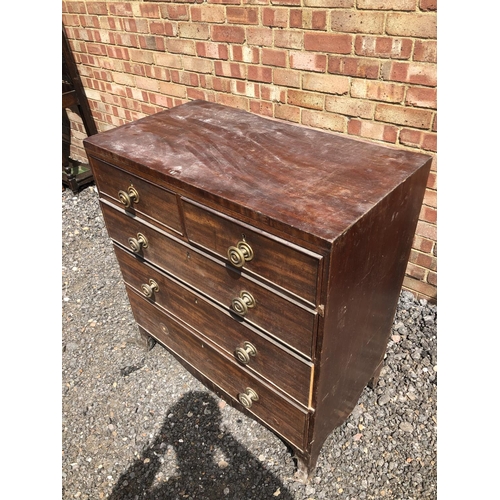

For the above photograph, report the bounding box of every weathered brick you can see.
[78,15,100,29]
[183,56,214,74]
[250,100,274,117]
[211,25,245,43]
[262,48,287,67]
[331,10,385,34]
[122,18,150,34]
[413,40,437,63]
[248,65,273,83]
[187,87,213,102]
[137,3,160,18]
[402,276,436,302]
[348,119,398,143]
[109,32,139,48]
[357,0,416,9]
[135,76,160,92]
[216,93,249,110]
[190,5,225,23]
[287,89,324,110]
[271,0,301,5]
[138,35,165,51]
[178,22,210,40]
[165,38,196,55]
[351,79,405,103]
[227,7,259,24]
[106,46,130,60]
[148,21,176,37]
[122,62,147,77]
[273,68,301,88]
[274,103,301,123]
[386,13,437,38]
[196,41,229,60]
[325,96,375,118]
[274,30,303,49]
[144,65,170,81]
[290,8,327,30]
[159,81,187,98]
[413,235,434,254]
[303,73,349,94]
[304,32,352,54]
[405,86,436,109]
[163,4,189,20]
[304,0,354,6]
[381,61,437,86]
[148,93,174,109]
[247,27,273,46]
[231,80,260,98]
[355,35,413,59]
[86,2,107,15]
[328,56,380,78]
[231,45,259,63]
[108,2,133,17]
[400,128,436,151]
[418,205,437,226]
[420,0,437,11]
[260,84,285,103]
[214,61,247,79]
[375,103,433,129]
[415,220,436,240]
[86,43,108,56]
[155,52,183,69]
[263,8,289,27]
[302,109,346,132]
[427,271,437,287]
[290,51,327,72]
[171,70,200,87]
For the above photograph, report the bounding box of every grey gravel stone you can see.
[62,186,437,499]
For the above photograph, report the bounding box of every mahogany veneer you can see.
[84,100,432,480]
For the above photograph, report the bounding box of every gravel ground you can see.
[62,185,437,500]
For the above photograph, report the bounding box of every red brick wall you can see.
[62,0,437,302]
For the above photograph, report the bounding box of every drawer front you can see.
[127,286,308,450]
[115,245,313,407]
[101,202,316,358]
[182,199,321,305]
[90,156,183,235]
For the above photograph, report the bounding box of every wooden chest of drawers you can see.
[84,100,432,480]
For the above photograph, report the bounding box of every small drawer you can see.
[90,156,183,235]
[182,199,322,306]
[115,245,313,407]
[101,202,317,358]
[127,286,309,450]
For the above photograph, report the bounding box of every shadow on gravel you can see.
[108,391,294,500]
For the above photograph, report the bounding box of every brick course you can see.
[63,0,437,301]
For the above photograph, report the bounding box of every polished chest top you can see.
[84,100,431,480]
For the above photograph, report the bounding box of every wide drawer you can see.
[101,202,317,358]
[114,245,313,407]
[182,199,322,306]
[90,156,183,236]
[126,287,308,450]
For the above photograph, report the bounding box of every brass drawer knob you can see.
[118,185,140,208]
[128,233,148,253]
[235,341,257,365]
[231,291,255,317]
[227,240,254,268]
[238,387,259,409]
[141,279,159,298]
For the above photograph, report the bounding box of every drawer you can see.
[101,202,317,358]
[114,245,313,407]
[90,156,183,235]
[126,286,309,450]
[182,199,322,305]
